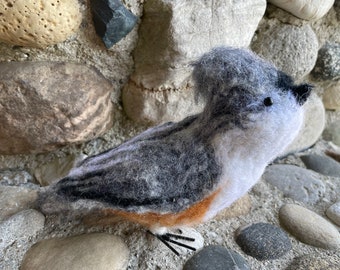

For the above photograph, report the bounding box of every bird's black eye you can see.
[263,97,273,107]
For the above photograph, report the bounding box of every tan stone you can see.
[123,0,266,124]
[21,233,129,270]
[0,62,114,155]
[279,204,340,250]
[215,194,252,220]
[323,81,340,110]
[0,0,81,48]
[34,153,87,186]
[0,186,38,222]
[122,81,204,124]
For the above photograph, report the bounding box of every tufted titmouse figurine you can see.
[38,47,311,254]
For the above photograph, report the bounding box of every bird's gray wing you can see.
[55,118,221,213]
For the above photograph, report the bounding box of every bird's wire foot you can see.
[147,230,196,256]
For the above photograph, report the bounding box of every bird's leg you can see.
[147,230,196,256]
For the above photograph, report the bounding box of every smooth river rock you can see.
[279,204,340,250]
[21,233,129,270]
[268,0,335,21]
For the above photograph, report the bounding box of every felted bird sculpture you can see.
[38,46,311,255]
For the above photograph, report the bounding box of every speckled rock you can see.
[0,170,33,186]
[123,0,266,124]
[312,42,340,81]
[282,93,325,155]
[252,23,318,80]
[0,210,45,262]
[323,81,340,110]
[183,245,250,270]
[300,154,340,177]
[268,0,335,21]
[279,204,340,250]
[0,61,113,155]
[235,222,292,260]
[0,0,82,48]
[326,202,340,226]
[287,253,340,270]
[21,233,129,270]
[0,186,38,222]
[263,164,325,204]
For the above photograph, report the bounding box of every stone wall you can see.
[0,0,338,164]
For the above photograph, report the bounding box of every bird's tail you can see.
[36,185,73,215]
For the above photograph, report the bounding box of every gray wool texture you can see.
[38,46,311,216]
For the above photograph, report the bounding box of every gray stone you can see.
[326,202,340,226]
[183,245,250,270]
[0,170,33,186]
[312,42,340,81]
[0,210,45,260]
[300,154,340,178]
[279,204,340,250]
[263,164,325,204]
[91,0,137,48]
[282,93,325,156]
[0,62,114,155]
[123,0,266,124]
[252,23,318,80]
[287,254,340,270]
[21,233,129,270]
[235,222,292,260]
[323,119,340,146]
[0,186,38,222]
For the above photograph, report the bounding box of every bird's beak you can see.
[292,84,312,105]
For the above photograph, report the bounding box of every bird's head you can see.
[192,47,311,153]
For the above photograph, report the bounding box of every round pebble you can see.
[287,253,340,270]
[235,222,291,261]
[21,233,129,270]
[312,42,340,81]
[263,164,325,204]
[300,154,340,177]
[183,245,250,270]
[0,209,45,269]
[279,204,340,250]
[252,23,318,80]
[326,202,340,226]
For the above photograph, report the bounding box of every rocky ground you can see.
[0,122,339,270]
